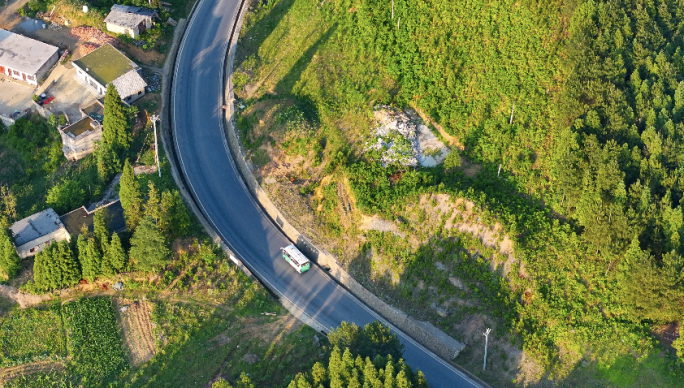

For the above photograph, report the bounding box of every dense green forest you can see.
[234,0,684,382]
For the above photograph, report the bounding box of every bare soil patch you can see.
[116,298,156,367]
[0,284,51,308]
[0,0,29,30]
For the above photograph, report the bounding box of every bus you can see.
[281,244,310,273]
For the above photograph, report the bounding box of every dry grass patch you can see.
[0,360,65,385]
[115,298,156,367]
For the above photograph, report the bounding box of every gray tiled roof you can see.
[112,69,147,99]
[10,208,65,246]
[104,5,157,30]
[0,29,59,75]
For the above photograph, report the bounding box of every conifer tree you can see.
[93,208,110,252]
[34,241,80,290]
[103,84,131,153]
[144,181,161,224]
[55,240,81,287]
[0,230,21,279]
[129,217,170,272]
[97,143,121,180]
[98,84,131,178]
[78,234,102,282]
[159,190,191,239]
[119,160,144,229]
[102,232,126,276]
[33,247,50,290]
[287,345,426,388]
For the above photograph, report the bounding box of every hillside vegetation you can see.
[234,0,684,385]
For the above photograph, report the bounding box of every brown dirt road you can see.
[0,0,28,30]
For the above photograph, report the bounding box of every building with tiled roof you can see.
[104,5,158,39]
[10,208,70,258]
[72,44,147,104]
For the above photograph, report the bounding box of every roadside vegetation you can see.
[233,0,684,386]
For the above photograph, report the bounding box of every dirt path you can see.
[0,0,28,30]
[0,360,65,384]
[0,284,51,308]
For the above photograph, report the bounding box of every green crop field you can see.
[0,307,66,367]
[61,297,128,385]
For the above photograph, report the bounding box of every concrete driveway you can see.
[35,64,98,122]
[0,78,34,117]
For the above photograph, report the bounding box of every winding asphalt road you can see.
[170,0,483,386]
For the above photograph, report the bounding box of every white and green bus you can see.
[281,244,310,273]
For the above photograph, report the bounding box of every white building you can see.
[10,208,71,259]
[72,44,147,104]
[0,29,59,86]
[104,5,158,39]
[59,117,103,161]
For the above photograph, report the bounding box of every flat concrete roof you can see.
[73,44,137,86]
[62,116,98,137]
[0,29,59,75]
[60,200,126,236]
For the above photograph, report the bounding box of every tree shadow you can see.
[234,0,297,71]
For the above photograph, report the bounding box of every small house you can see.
[0,29,59,86]
[59,117,103,161]
[72,44,147,104]
[10,208,71,259]
[104,5,158,39]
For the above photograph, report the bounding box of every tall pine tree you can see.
[287,346,427,388]
[34,241,80,291]
[119,160,144,229]
[144,181,161,224]
[129,217,170,272]
[0,230,21,280]
[93,209,110,252]
[78,233,102,282]
[103,84,131,153]
[98,84,131,178]
[102,232,126,276]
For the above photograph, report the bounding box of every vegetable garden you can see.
[62,297,128,385]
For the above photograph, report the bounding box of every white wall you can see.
[15,227,71,259]
[106,22,140,38]
[60,128,103,161]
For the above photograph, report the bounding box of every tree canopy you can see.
[129,217,171,272]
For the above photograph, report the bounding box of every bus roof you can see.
[282,245,310,266]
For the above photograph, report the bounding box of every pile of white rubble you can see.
[366,106,450,167]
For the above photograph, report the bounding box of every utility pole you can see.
[150,115,161,177]
[391,0,394,19]
[483,328,491,371]
[509,103,515,124]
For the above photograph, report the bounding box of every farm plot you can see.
[0,307,66,367]
[0,360,65,386]
[116,299,156,367]
[62,297,128,385]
